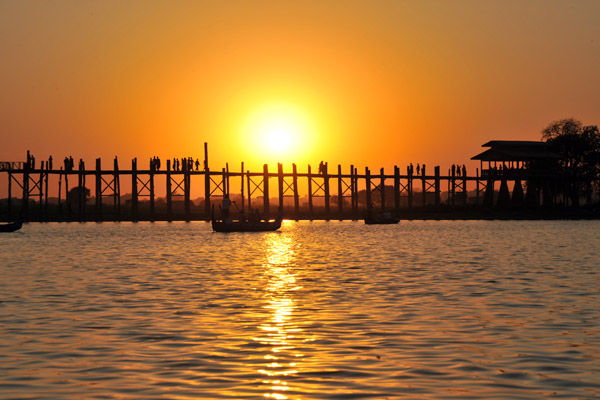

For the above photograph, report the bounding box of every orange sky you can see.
[1,1,599,173]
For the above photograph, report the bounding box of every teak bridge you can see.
[0,143,588,222]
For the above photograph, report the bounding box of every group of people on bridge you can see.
[451,164,467,177]
[149,156,206,172]
[408,163,427,176]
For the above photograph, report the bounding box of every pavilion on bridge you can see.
[471,140,561,207]
[471,140,560,178]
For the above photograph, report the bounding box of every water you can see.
[0,220,599,399]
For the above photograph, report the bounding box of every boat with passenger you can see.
[211,216,282,232]
[211,204,282,232]
[364,210,400,225]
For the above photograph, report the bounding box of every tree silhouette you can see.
[541,118,600,205]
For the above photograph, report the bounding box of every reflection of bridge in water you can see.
[2,142,598,221]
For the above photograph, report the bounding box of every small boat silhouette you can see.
[364,211,400,225]
[211,217,282,232]
[211,206,282,232]
[0,221,23,232]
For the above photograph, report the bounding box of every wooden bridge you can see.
[0,144,595,222]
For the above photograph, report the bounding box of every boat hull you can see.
[364,219,400,225]
[0,221,22,232]
[364,215,400,225]
[211,218,282,232]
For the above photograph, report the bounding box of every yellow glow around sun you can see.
[240,102,315,162]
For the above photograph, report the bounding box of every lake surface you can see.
[0,220,599,399]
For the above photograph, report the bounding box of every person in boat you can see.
[248,209,257,224]
[248,208,262,224]
[222,194,232,222]
[366,206,374,220]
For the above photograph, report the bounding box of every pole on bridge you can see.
[184,162,191,221]
[380,167,385,211]
[307,164,313,220]
[226,163,230,196]
[44,161,49,220]
[240,162,245,214]
[114,157,121,221]
[96,158,102,221]
[338,164,343,217]
[394,166,400,212]
[263,164,270,217]
[435,166,441,207]
[324,162,330,220]
[462,173,468,206]
[451,167,456,208]
[204,143,210,220]
[166,160,172,221]
[246,170,252,211]
[150,160,155,221]
[421,165,426,208]
[131,158,138,221]
[58,168,62,218]
[476,168,480,206]
[78,159,85,221]
[351,166,357,218]
[278,163,284,213]
[65,167,70,218]
[293,163,299,219]
[408,166,413,209]
[22,154,29,221]
[365,167,372,211]
[38,165,44,218]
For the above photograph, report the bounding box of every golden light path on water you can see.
[255,233,306,400]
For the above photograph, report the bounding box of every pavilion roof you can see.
[471,140,560,161]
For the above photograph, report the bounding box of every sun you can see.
[262,117,297,152]
[241,102,315,161]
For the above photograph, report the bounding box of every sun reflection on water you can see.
[254,234,303,399]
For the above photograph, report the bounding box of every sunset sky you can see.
[1,1,599,173]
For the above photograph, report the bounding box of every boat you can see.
[212,216,282,232]
[211,205,282,232]
[0,221,23,232]
[364,211,400,225]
